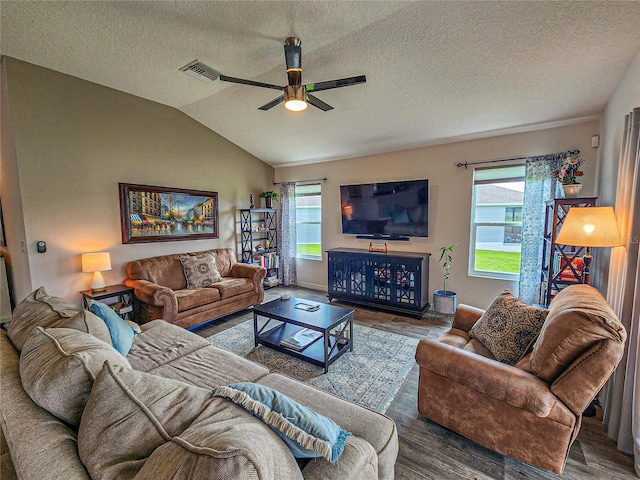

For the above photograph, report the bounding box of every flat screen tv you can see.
[340,179,428,238]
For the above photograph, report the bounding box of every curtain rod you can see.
[273,177,327,185]
[456,157,526,169]
[456,149,580,169]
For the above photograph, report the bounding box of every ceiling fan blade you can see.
[306,75,367,93]
[219,75,283,91]
[307,94,334,112]
[258,95,285,111]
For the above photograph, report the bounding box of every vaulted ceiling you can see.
[2,1,640,167]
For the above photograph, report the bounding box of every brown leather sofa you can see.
[124,248,266,329]
[415,284,626,473]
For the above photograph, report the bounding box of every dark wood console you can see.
[327,248,430,318]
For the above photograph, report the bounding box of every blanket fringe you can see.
[213,386,336,462]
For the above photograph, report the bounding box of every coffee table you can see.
[253,297,354,373]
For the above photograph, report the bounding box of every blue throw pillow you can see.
[87,300,137,356]
[212,382,351,463]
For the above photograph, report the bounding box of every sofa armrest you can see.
[123,279,178,322]
[415,338,558,417]
[230,263,267,291]
[451,304,484,332]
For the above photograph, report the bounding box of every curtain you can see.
[518,153,565,304]
[278,182,297,286]
[603,107,640,477]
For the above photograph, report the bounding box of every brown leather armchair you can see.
[415,284,626,473]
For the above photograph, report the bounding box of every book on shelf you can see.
[253,252,279,269]
[555,254,584,281]
[111,302,133,314]
[280,327,322,351]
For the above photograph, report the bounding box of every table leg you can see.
[253,312,258,347]
[349,313,354,352]
[324,331,329,373]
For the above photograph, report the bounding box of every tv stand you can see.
[355,234,410,241]
[327,248,430,318]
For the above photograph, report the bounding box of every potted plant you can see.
[551,155,585,198]
[433,243,458,314]
[260,191,280,209]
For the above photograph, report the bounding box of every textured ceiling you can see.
[2,1,640,167]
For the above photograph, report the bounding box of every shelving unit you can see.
[239,208,279,288]
[327,248,430,318]
[540,197,597,305]
[81,284,135,322]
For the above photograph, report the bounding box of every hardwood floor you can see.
[194,286,636,479]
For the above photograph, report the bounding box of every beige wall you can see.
[593,48,640,292]
[2,58,274,305]
[275,121,600,309]
[1,58,32,305]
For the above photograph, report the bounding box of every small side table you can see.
[81,284,135,322]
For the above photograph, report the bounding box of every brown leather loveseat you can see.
[124,248,266,329]
[415,284,626,473]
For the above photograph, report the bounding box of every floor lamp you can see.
[556,206,622,285]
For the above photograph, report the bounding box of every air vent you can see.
[179,60,221,83]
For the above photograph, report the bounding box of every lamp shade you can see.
[81,252,111,272]
[81,252,111,291]
[556,207,622,247]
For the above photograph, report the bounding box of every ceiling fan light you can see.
[284,85,307,112]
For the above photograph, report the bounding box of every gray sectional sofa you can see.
[0,287,398,479]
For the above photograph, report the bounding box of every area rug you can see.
[208,320,418,413]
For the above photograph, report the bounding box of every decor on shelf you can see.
[81,252,111,292]
[249,193,255,209]
[555,206,622,284]
[561,183,583,198]
[260,191,280,209]
[433,244,457,314]
[551,154,585,198]
[368,242,387,253]
[119,183,218,244]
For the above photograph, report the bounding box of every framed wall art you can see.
[119,183,219,244]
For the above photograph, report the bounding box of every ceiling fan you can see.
[182,37,366,112]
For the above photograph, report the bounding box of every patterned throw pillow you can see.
[179,253,223,288]
[469,290,549,365]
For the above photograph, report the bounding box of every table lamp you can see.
[81,252,111,292]
[555,206,622,284]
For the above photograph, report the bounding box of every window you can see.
[295,184,322,260]
[470,164,525,280]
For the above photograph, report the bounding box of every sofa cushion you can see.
[19,327,130,427]
[87,300,137,355]
[469,290,548,365]
[179,252,223,288]
[530,284,626,383]
[127,320,269,387]
[7,286,81,352]
[213,277,254,300]
[175,287,221,311]
[78,362,302,480]
[56,309,113,346]
[213,382,351,463]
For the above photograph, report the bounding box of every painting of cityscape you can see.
[119,183,218,244]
